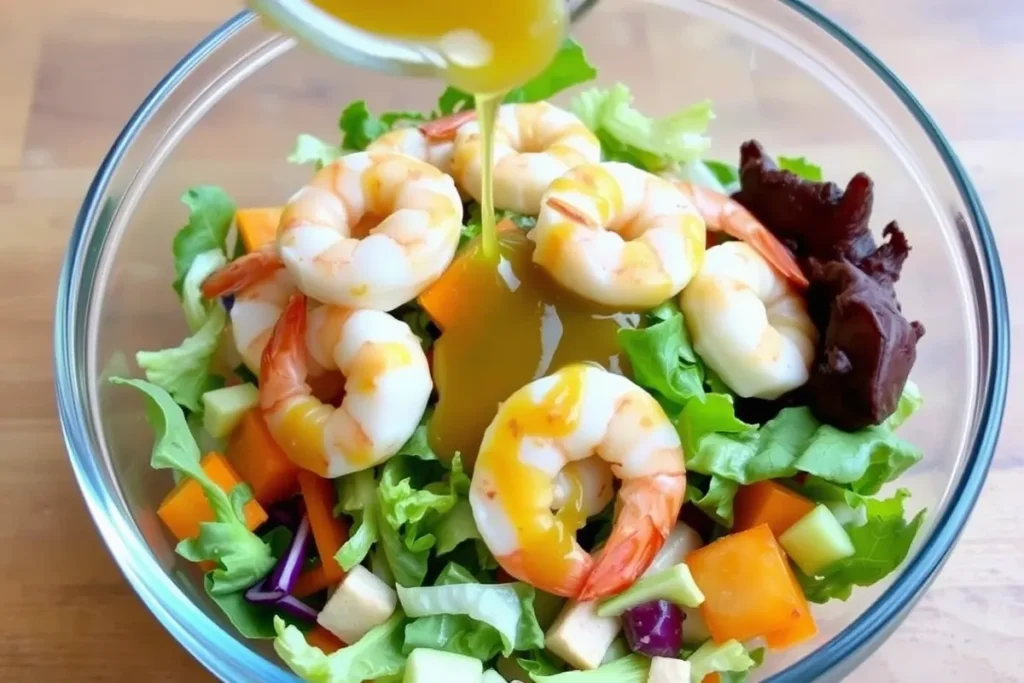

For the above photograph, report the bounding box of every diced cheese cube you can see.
[404,649,483,683]
[645,523,703,576]
[648,656,692,683]
[544,600,621,670]
[316,565,397,644]
[482,670,507,683]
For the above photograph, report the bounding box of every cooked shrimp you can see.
[259,294,432,476]
[366,129,455,174]
[278,151,463,311]
[529,162,707,308]
[470,364,685,600]
[671,181,808,288]
[201,248,297,373]
[551,457,615,518]
[680,241,817,400]
[450,102,601,214]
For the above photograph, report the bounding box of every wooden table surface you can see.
[2,0,1021,680]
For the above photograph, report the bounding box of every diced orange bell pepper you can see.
[305,625,345,654]
[703,675,721,683]
[226,410,300,507]
[733,481,816,537]
[298,471,350,583]
[687,524,806,643]
[418,219,516,331]
[236,207,283,252]
[765,600,818,650]
[157,452,268,541]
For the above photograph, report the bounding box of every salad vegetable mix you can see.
[114,40,926,682]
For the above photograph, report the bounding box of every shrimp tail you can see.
[201,248,284,299]
[745,229,810,289]
[419,110,477,141]
[260,293,311,413]
[577,474,685,601]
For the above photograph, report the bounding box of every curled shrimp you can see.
[451,102,601,215]
[529,162,707,308]
[672,181,809,288]
[470,364,686,600]
[680,241,818,400]
[278,151,463,311]
[260,294,432,476]
[201,248,296,373]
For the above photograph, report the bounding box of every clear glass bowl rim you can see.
[53,3,1010,681]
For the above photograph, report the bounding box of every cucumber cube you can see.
[404,649,483,683]
[779,504,855,576]
[201,383,259,439]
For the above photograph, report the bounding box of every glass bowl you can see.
[54,1,1009,681]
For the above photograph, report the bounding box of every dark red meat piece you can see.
[732,141,925,430]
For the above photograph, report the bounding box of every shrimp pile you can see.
[681,241,817,399]
[469,364,686,600]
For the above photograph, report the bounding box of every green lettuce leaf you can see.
[685,473,740,527]
[617,311,705,409]
[532,654,650,683]
[181,249,227,332]
[883,380,923,431]
[171,186,236,297]
[686,639,758,683]
[699,160,740,193]
[398,562,543,658]
[204,527,296,639]
[571,83,714,171]
[437,38,596,115]
[434,499,481,555]
[461,205,537,245]
[334,469,380,571]
[777,156,823,182]
[136,304,227,413]
[339,100,428,151]
[289,133,343,170]
[274,612,407,683]
[797,489,925,603]
[109,378,273,593]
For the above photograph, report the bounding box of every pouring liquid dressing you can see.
[258,1,636,462]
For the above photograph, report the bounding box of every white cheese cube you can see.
[482,670,507,683]
[648,656,692,683]
[544,599,621,670]
[404,649,483,683]
[645,523,703,576]
[316,565,397,644]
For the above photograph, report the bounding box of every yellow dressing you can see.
[272,397,332,474]
[476,92,502,260]
[347,342,412,394]
[428,230,639,465]
[475,366,585,586]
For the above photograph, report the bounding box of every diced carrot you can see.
[764,598,818,649]
[293,563,337,599]
[305,625,345,654]
[298,471,350,583]
[236,207,283,252]
[733,481,816,538]
[157,452,268,541]
[226,410,300,507]
[418,219,517,331]
[687,524,805,643]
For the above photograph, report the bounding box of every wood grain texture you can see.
[3,0,1021,680]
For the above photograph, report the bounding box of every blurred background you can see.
[1,0,1021,680]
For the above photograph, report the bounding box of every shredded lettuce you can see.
[884,379,922,431]
[400,562,543,660]
[571,83,713,171]
[685,473,740,527]
[109,378,274,593]
[777,155,823,182]
[532,654,650,683]
[274,612,407,683]
[437,38,596,115]
[137,247,228,412]
[171,186,236,296]
[461,205,537,246]
[617,310,705,410]
[684,640,761,683]
[433,499,481,555]
[334,469,380,571]
[288,133,343,170]
[797,489,925,603]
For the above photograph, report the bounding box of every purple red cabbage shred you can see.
[732,141,925,431]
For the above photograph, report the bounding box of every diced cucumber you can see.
[597,563,705,617]
[779,504,855,576]
[601,637,631,664]
[404,649,483,683]
[482,670,507,683]
[201,383,259,439]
